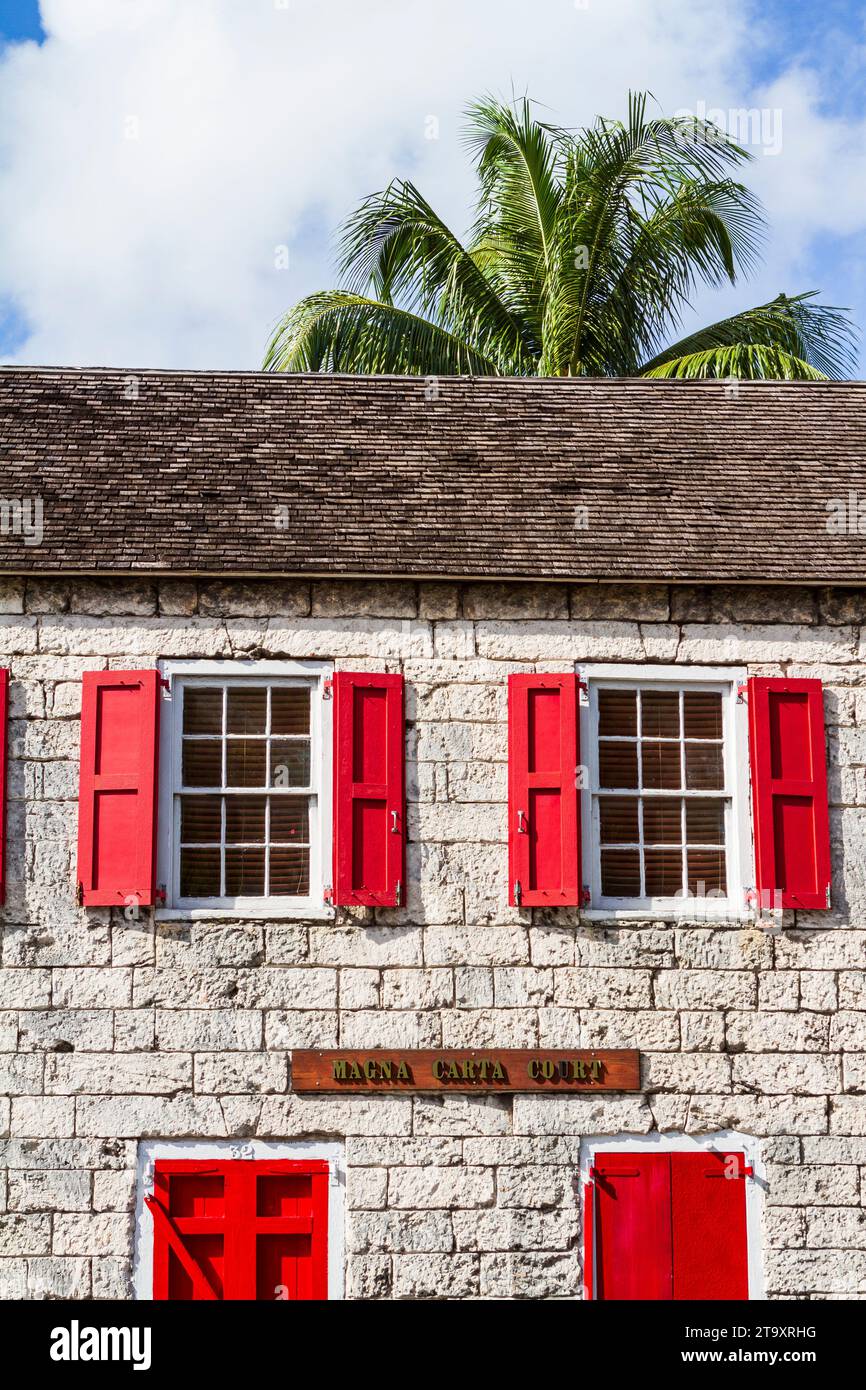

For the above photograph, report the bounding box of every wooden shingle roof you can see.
[1,367,864,583]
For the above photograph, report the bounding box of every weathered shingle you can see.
[0,367,864,583]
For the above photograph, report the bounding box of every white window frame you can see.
[579,1130,766,1301]
[132,1138,345,1301]
[578,663,751,921]
[156,659,334,920]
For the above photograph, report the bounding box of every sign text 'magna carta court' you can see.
[291,1049,641,1093]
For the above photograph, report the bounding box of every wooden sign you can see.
[291,1049,640,1094]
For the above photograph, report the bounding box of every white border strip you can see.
[132,1139,345,1301]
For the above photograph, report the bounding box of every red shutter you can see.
[0,669,7,906]
[333,672,404,907]
[149,1159,329,1301]
[507,674,580,907]
[591,1151,750,1301]
[670,1152,749,1300]
[594,1154,673,1300]
[748,676,831,910]
[76,670,160,908]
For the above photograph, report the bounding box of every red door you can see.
[149,1160,329,1300]
[590,1151,749,1300]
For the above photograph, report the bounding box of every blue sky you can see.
[0,0,864,372]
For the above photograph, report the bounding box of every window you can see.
[158,662,332,914]
[581,665,749,917]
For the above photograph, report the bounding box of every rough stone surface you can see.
[0,577,864,1299]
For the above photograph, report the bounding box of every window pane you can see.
[642,741,681,789]
[601,849,641,896]
[684,691,723,740]
[180,795,221,843]
[182,740,222,788]
[226,739,267,788]
[688,849,727,897]
[598,740,638,789]
[685,743,724,790]
[599,797,639,844]
[183,687,222,735]
[645,848,683,897]
[641,690,680,739]
[272,687,310,736]
[180,846,220,897]
[643,798,682,844]
[686,799,726,845]
[227,687,267,735]
[225,847,266,896]
[270,739,311,789]
[225,795,266,843]
[269,846,310,897]
[598,689,636,737]
[270,798,309,844]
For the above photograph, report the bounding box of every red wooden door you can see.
[149,1159,329,1301]
[670,1152,749,1300]
[591,1151,749,1300]
[594,1153,673,1300]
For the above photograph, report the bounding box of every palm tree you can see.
[264,92,856,379]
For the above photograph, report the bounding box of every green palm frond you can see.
[640,292,859,379]
[263,291,500,376]
[265,90,858,383]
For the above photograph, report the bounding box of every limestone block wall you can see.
[0,575,865,1298]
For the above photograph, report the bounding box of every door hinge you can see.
[323,885,334,904]
[155,885,166,906]
[736,683,748,704]
[158,676,171,692]
[323,677,333,700]
[580,885,591,908]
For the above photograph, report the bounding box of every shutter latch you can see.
[826,882,832,909]
[395,880,403,907]
[516,809,527,834]
[513,879,522,908]
[75,881,84,908]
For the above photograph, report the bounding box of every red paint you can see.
[151,1159,329,1301]
[76,670,160,907]
[594,1153,673,1300]
[0,668,7,906]
[508,674,580,906]
[671,1152,749,1299]
[748,677,831,910]
[333,672,404,906]
[582,1181,595,1300]
[590,1151,749,1301]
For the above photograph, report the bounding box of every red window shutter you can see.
[670,1153,749,1300]
[149,1159,329,1301]
[507,673,580,907]
[76,669,160,908]
[333,672,404,907]
[0,668,7,906]
[592,1151,750,1301]
[748,676,831,910]
[594,1154,673,1300]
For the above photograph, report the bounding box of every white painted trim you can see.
[156,658,334,919]
[579,1130,766,1301]
[132,1138,345,1301]
[577,663,754,921]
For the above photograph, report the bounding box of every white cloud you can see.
[0,0,862,369]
